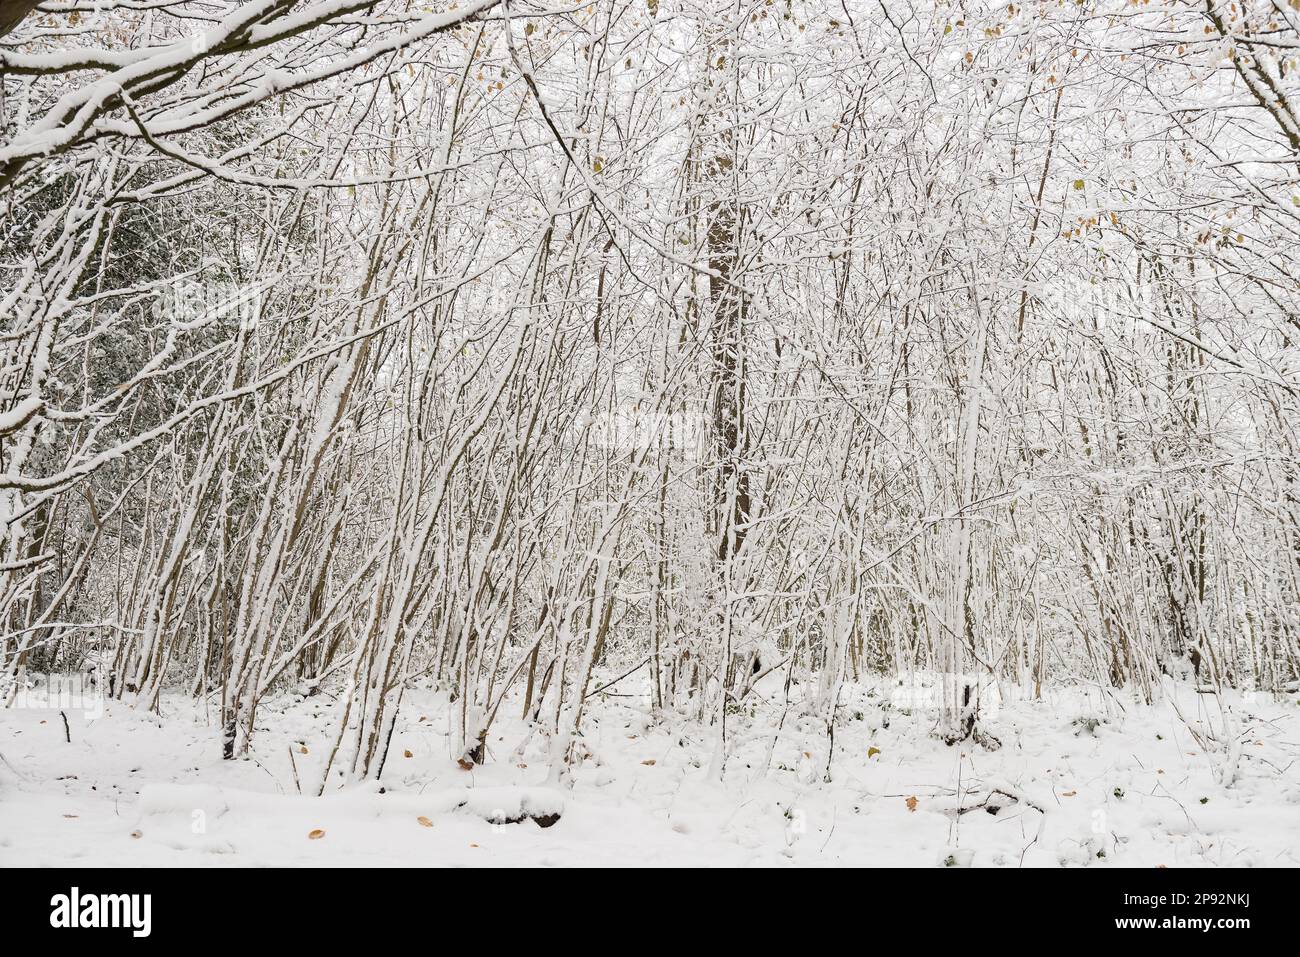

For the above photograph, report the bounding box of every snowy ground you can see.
[2,675,1298,867]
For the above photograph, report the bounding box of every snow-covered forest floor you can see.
[3,677,1297,867]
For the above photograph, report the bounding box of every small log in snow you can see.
[453,786,564,828]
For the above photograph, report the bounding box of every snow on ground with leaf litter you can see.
[2,675,1298,867]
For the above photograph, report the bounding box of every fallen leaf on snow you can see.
[905,796,918,812]
[641,759,656,766]
[308,829,326,840]
[1061,790,1077,797]
[404,750,413,758]
[867,746,881,759]
[416,816,433,828]
[457,757,474,770]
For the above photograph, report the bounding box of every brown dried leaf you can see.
[416,816,433,828]
[905,795,918,812]
[308,829,326,840]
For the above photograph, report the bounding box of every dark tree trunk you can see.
[0,0,40,38]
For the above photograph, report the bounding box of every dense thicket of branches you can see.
[4,0,1299,784]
